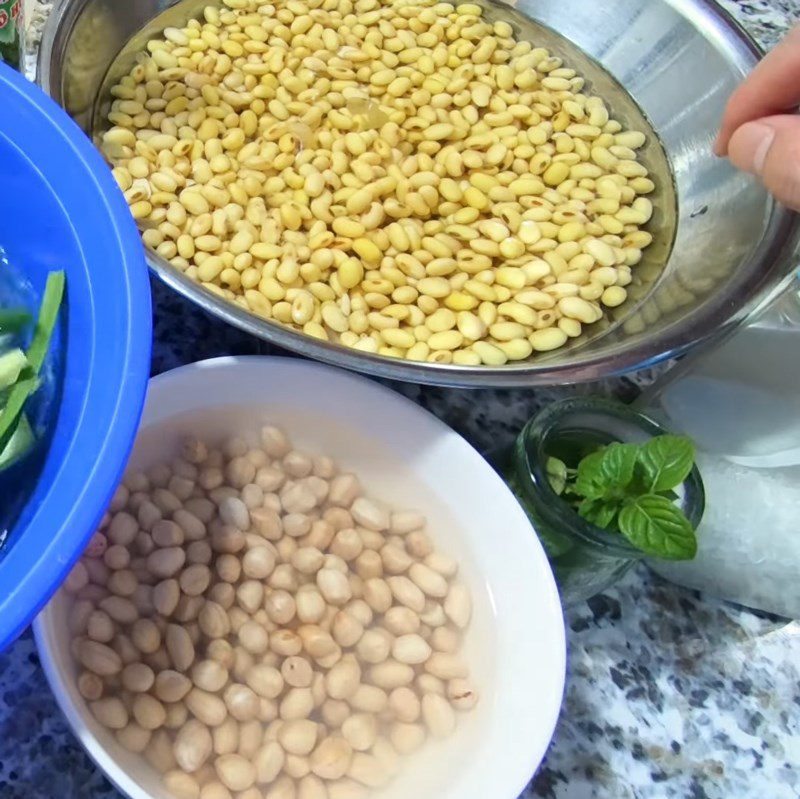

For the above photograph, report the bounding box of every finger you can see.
[727,114,800,210]
[714,25,800,155]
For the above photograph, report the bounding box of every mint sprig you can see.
[548,434,698,560]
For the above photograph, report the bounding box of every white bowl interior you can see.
[35,356,565,799]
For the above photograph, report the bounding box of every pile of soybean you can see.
[102,0,655,366]
[65,425,477,799]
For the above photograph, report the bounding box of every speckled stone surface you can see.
[2,3,799,798]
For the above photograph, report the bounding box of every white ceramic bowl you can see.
[34,356,566,799]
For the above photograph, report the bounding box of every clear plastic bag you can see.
[639,278,800,618]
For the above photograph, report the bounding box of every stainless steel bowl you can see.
[38,0,800,387]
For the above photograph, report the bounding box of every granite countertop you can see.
[2,2,799,798]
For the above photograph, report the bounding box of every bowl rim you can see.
[34,355,567,799]
[0,62,152,650]
[37,0,800,387]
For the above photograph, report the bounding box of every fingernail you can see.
[728,121,776,176]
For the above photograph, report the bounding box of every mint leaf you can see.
[578,498,620,529]
[574,441,638,501]
[546,456,568,495]
[618,494,697,559]
[638,435,695,493]
[574,449,607,499]
[600,442,638,488]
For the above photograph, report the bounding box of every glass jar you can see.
[494,397,705,606]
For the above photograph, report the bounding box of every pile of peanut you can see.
[103,0,654,366]
[64,425,476,799]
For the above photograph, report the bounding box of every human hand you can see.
[714,26,800,210]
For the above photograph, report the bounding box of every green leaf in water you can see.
[546,456,568,495]
[618,494,697,560]
[638,434,695,493]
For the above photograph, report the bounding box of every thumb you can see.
[727,115,800,211]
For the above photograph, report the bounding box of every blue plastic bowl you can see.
[0,64,151,650]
